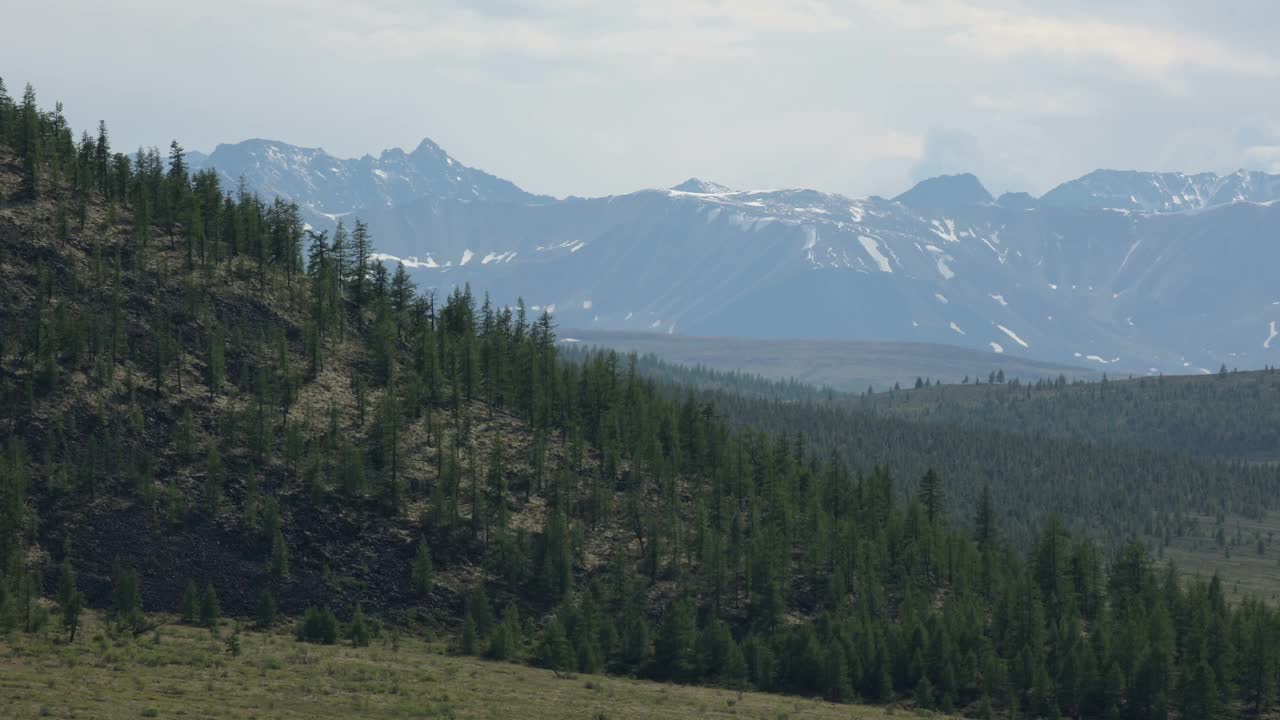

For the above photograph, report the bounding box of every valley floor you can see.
[0,612,918,720]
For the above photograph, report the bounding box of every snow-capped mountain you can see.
[187,138,546,229]
[189,137,1280,375]
[1039,169,1280,213]
[671,178,735,194]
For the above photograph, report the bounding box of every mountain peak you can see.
[412,137,445,156]
[1039,169,1238,212]
[996,191,1039,210]
[893,173,993,210]
[671,178,733,194]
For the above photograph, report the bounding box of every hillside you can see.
[3,85,1280,720]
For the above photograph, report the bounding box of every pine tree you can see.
[349,605,370,647]
[199,583,221,628]
[95,120,110,195]
[297,606,339,644]
[331,219,350,288]
[461,612,479,656]
[180,579,199,624]
[975,483,995,548]
[204,442,224,517]
[487,605,520,661]
[914,675,935,709]
[19,84,38,199]
[255,589,277,629]
[110,561,143,630]
[652,597,698,682]
[351,219,371,308]
[411,536,434,596]
[537,617,573,671]
[57,557,83,642]
[919,468,943,525]
[207,324,225,402]
[389,262,416,338]
[271,527,289,578]
[0,76,11,143]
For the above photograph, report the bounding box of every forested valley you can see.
[3,81,1280,719]
[571,349,1280,551]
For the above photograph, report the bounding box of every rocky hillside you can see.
[0,145,589,623]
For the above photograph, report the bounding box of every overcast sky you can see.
[4,0,1279,199]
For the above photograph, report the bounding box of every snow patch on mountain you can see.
[996,324,1030,348]
[858,235,893,273]
[935,254,955,280]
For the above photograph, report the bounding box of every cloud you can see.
[1236,125,1280,173]
[855,0,1280,90]
[909,129,983,182]
[260,0,853,66]
[6,0,1280,201]
[971,89,1095,117]
[907,128,1039,195]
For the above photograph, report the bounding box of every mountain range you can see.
[188,138,1280,375]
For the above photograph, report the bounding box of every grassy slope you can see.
[559,329,1098,392]
[1162,511,1280,605]
[0,613,916,720]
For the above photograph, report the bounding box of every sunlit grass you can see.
[0,611,928,719]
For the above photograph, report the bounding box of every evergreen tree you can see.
[297,606,339,644]
[537,616,573,672]
[180,579,198,624]
[270,526,289,578]
[57,557,83,642]
[652,597,698,682]
[351,219,371,308]
[487,605,520,661]
[199,583,221,628]
[411,536,434,596]
[914,675,935,710]
[18,84,38,199]
[255,589,277,629]
[461,611,479,656]
[349,604,370,647]
[919,468,943,525]
[110,560,143,630]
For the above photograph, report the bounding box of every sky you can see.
[4,0,1280,199]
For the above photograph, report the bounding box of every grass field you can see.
[0,612,923,720]
[1158,511,1280,605]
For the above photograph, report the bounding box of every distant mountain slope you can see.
[892,172,993,210]
[558,329,1097,391]
[191,137,1280,375]
[187,137,547,229]
[1039,169,1280,212]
